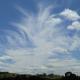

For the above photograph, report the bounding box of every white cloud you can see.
[0,55,12,60]
[5,49,48,74]
[46,58,80,75]
[60,9,80,21]
[67,21,80,30]
[69,35,80,51]
[47,58,80,67]
[5,49,80,75]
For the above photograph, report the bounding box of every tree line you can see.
[0,71,80,80]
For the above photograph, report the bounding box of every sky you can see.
[0,0,80,75]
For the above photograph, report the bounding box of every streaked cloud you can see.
[0,4,80,75]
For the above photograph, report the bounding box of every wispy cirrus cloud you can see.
[0,4,80,75]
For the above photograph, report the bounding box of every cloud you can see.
[5,49,80,75]
[67,21,80,30]
[60,9,80,21]
[69,34,80,51]
[0,55,12,60]
[46,58,80,75]
[0,5,80,74]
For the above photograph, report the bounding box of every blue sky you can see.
[0,0,80,75]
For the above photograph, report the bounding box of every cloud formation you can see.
[67,21,80,30]
[0,5,80,75]
[60,9,80,21]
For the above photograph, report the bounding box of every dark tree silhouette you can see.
[65,72,77,80]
